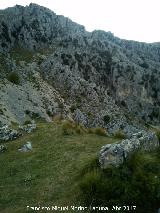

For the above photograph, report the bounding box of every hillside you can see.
[0,3,159,136]
[0,4,160,213]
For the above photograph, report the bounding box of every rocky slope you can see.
[0,3,160,136]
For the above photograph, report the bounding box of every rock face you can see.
[99,131,159,168]
[0,4,84,52]
[0,3,160,136]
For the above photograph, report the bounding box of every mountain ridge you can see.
[0,4,160,136]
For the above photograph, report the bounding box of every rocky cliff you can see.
[0,3,160,136]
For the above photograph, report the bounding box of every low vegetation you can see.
[0,121,159,213]
[61,120,87,135]
[113,129,127,139]
[0,121,116,213]
[78,149,160,213]
[7,72,20,85]
[93,127,107,136]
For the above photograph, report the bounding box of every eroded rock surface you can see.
[0,125,19,142]
[99,131,159,168]
[0,4,160,136]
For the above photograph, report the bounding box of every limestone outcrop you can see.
[99,131,159,168]
[0,4,160,136]
[0,125,20,142]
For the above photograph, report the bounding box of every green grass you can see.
[0,121,159,213]
[10,46,34,65]
[78,149,160,213]
[0,121,117,213]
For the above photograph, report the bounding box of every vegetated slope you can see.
[0,121,117,213]
[0,5,160,213]
[0,121,159,213]
[0,3,160,135]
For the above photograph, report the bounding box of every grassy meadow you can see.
[0,120,159,213]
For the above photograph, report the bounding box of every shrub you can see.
[155,129,160,142]
[7,72,20,84]
[23,120,32,125]
[70,105,76,113]
[79,169,103,204]
[0,108,4,115]
[140,61,149,69]
[103,115,110,124]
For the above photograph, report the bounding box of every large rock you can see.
[0,123,36,142]
[19,123,36,133]
[0,125,20,142]
[0,144,7,153]
[18,141,32,152]
[99,131,159,168]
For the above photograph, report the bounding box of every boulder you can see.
[0,125,20,142]
[0,144,7,153]
[18,141,32,152]
[19,124,36,133]
[99,131,159,168]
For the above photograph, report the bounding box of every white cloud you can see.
[0,0,160,42]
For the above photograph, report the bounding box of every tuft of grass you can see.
[78,149,160,213]
[113,130,126,139]
[155,129,160,142]
[87,128,95,134]
[93,127,107,136]
[0,108,4,115]
[61,120,87,135]
[53,114,63,124]
[61,120,75,135]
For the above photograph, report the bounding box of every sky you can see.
[0,0,160,43]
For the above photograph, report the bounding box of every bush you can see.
[155,129,160,142]
[103,115,110,124]
[70,105,76,113]
[0,108,4,115]
[140,61,149,69]
[23,120,32,125]
[7,72,20,84]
